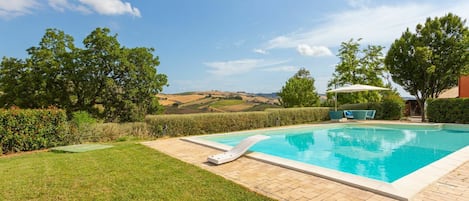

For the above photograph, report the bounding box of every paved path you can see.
[142,138,469,201]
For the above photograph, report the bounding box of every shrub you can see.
[91,122,150,142]
[70,111,97,142]
[427,98,469,123]
[339,103,370,110]
[0,108,74,155]
[266,107,330,126]
[339,98,403,120]
[380,97,404,120]
[145,107,330,137]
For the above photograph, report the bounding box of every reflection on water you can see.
[327,128,417,160]
[326,127,417,181]
[285,132,315,151]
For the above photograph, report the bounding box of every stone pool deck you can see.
[142,138,469,201]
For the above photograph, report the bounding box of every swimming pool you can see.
[199,123,469,182]
[185,122,469,199]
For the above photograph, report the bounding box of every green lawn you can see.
[0,142,273,201]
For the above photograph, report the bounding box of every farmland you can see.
[157,91,281,114]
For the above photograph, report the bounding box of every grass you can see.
[0,142,273,201]
[246,103,282,111]
[219,103,255,112]
[179,97,216,108]
[210,99,245,108]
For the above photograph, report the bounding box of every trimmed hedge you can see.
[427,98,469,123]
[0,109,74,155]
[145,107,330,137]
[339,99,404,120]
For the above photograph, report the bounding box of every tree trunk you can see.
[416,98,426,122]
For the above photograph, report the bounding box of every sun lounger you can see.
[344,110,376,120]
[344,110,354,119]
[366,110,376,119]
[207,135,270,165]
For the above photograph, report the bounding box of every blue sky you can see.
[1,0,468,96]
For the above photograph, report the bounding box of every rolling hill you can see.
[157,91,281,114]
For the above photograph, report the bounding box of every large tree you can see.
[0,28,168,122]
[278,68,320,108]
[328,38,388,105]
[385,13,469,121]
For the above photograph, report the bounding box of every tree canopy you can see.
[0,28,168,122]
[278,68,320,108]
[385,13,469,121]
[327,38,388,105]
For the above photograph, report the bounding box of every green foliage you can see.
[71,111,97,125]
[0,108,74,155]
[246,104,281,111]
[0,28,168,122]
[427,98,469,123]
[0,143,273,201]
[70,111,97,142]
[145,107,330,137]
[379,96,405,120]
[328,38,388,104]
[91,122,151,142]
[339,95,404,120]
[265,107,330,126]
[385,13,469,121]
[278,68,320,107]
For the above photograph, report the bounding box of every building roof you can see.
[439,87,459,98]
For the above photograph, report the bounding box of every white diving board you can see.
[207,135,270,165]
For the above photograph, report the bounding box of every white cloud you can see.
[48,0,140,17]
[205,59,288,76]
[0,0,38,19]
[297,44,332,57]
[49,0,90,14]
[262,66,298,72]
[1,0,141,18]
[253,48,268,55]
[264,1,469,49]
[346,0,371,8]
[79,0,141,17]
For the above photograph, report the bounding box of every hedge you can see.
[427,98,469,123]
[0,109,74,155]
[339,98,404,120]
[145,107,330,137]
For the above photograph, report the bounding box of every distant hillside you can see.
[157,91,281,114]
[254,93,278,99]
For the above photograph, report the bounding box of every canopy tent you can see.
[326,84,390,111]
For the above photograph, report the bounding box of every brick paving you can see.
[142,138,469,201]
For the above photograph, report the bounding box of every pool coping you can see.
[183,121,469,201]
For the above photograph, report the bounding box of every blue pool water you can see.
[200,124,469,182]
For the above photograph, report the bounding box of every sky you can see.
[0,0,468,97]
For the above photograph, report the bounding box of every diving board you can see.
[207,135,270,165]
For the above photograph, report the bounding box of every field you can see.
[0,142,272,201]
[157,91,281,114]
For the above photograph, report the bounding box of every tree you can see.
[278,68,320,108]
[0,57,30,107]
[385,13,469,121]
[327,38,388,105]
[0,27,168,122]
